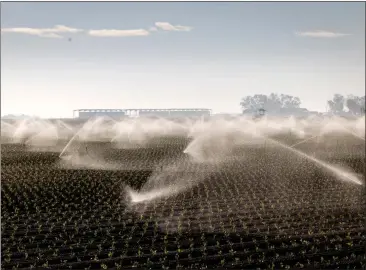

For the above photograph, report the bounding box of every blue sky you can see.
[1,2,365,117]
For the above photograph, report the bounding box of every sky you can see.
[1,2,365,118]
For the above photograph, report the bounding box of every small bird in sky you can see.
[68,38,72,42]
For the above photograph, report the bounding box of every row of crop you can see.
[3,179,362,243]
[2,167,143,211]
[3,238,365,269]
[4,219,364,249]
[2,142,364,269]
[4,227,365,259]
[3,216,365,265]
[3,232,365,261]
[5,208,361,238]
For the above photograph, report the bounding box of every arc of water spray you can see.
[59,130,81,158]
[129,118,136,144]
[290,125,365,149]
[59,118,99,158]
[240,118,363,185]
[289,134,320,148]
[265,136,363,186]
[56,120,74,132]
[323,122,365,142]
[341,128,365,141]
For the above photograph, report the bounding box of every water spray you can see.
[289,134,320,148]
[265,136,363,186]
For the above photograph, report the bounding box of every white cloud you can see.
[1,22,192,39]
[295,30,351,38]
[1,25,83,38]
[155,22,192,32]
[88,29,150,37]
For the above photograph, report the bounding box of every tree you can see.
[346,96,359,115]
[280,94,301,109]
[327,94,345,114]
[327,94,365,115]
[240,94,268,111]
[345,95,365,115]
[266,93,282,111]
[240,93,301,113]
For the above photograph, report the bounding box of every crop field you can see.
[1,116,366,269]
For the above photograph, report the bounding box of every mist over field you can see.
[2,115,365,195]
[2,114,365,269]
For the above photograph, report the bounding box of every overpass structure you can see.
[73,108,212,119]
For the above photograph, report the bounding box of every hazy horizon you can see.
[1,2,365,118]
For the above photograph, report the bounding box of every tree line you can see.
[240,93,365,116]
